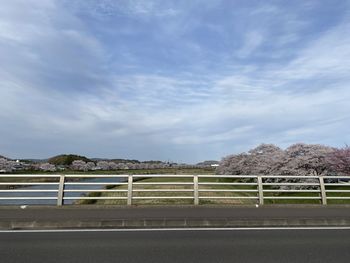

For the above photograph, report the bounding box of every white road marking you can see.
[1,227,350,233]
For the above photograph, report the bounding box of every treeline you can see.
[217,143,350,176]
[0,154,201,173]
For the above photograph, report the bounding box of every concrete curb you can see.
[2,218,350,230]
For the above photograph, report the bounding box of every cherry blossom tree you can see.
[275,143,335,176]
[217,144,284,175]
[326,146,350,176]
[218,143,335,176]
[70,160,95,171]
[86,162,96,171]
[108,162,118,170]
[217,153,249,175]
[96,161,110,170]
[0,158,16,172]
[39,163,56,172]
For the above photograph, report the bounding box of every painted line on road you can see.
[2,227,350,233]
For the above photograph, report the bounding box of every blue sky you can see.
[1,0,350,163]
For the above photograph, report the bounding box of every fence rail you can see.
[0,174,349,206]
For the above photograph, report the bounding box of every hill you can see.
[48,154,93,166]
[91,158,141,164]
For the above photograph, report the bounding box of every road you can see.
[1,228,350,263]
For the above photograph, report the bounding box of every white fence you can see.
[0,174,349,206]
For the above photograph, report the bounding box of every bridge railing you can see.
[0,174,349,206]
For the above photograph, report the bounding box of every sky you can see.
[0,0,350,163]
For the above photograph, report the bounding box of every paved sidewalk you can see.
[1,206,350,229]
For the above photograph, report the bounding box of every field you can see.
[2,168,350,205]
[77,175,259,206]
[77,175,350,206]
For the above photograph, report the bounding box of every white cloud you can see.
[0,0,349,162]
[236,31,264,58]
[65,0,182,19]
[277,22,350,81]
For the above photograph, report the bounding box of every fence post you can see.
[257,176,264,205]
[319,176,327,205]
[193,175,199,205]
[127,174,133,206]
[57,175,65,206]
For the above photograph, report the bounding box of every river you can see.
[0,177,126,205]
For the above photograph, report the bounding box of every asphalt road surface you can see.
[1,228,350,263]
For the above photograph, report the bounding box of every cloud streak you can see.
[0,0,349,162]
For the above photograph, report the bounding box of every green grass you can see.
[3,170,350,206]
[77,175,258,206]
[263,185,350,205]
[77,177,350,206]
[263,191,322,205]
[324,185,350,204]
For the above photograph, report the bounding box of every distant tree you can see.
[39,163,56,172]
[108,162,118,170]
[124,162,134,169]
[96,161,110,171]
[70,160,93,171]
[0,158,15,172]
[116,163,128,169]
[326,146,350,175]
[86,162,96,171]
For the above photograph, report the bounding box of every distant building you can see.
[196,160,219,167]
